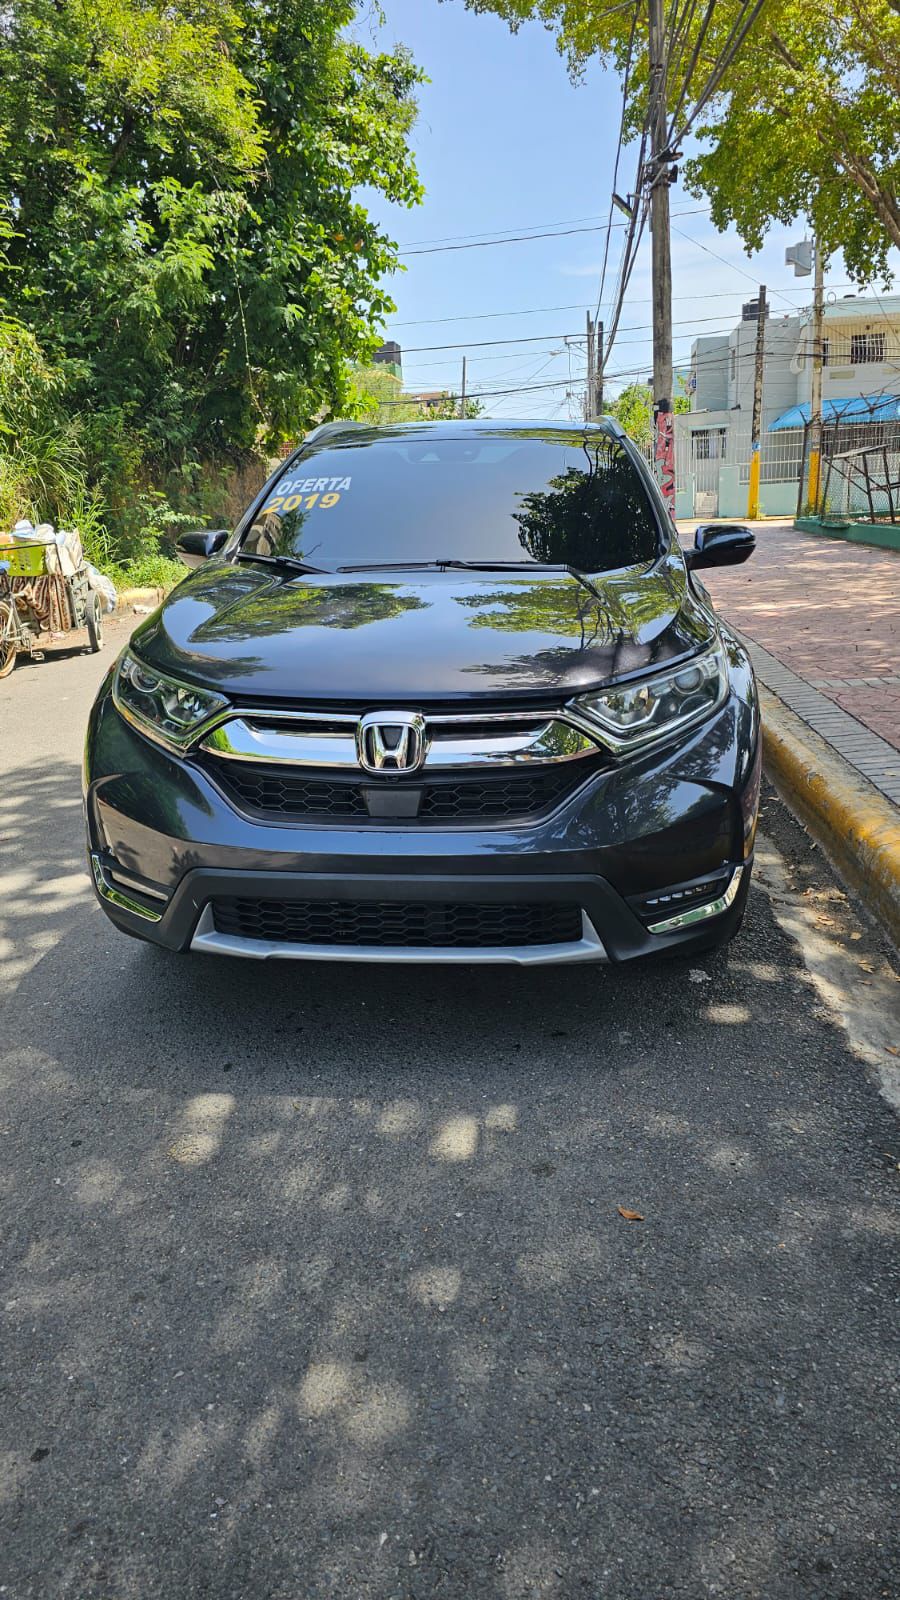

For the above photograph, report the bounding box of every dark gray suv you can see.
[84,420,760,965]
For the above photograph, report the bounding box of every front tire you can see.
[86,591,103,653]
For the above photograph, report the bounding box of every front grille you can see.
[201,756,602,824]
[210,897,583,949]
[215,766,370,818]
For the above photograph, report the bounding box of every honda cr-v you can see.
[84,420,760,965]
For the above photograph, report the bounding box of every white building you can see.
[676,292,900,518]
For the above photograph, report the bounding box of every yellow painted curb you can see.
[760,685,900,947]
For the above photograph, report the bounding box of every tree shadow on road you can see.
[0,759,898,1599]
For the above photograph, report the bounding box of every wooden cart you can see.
[0,540,104,678]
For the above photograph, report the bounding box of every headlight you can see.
[112,650,228,750]
[571,640,728,752]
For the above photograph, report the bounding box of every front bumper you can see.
[89,853,749,965]
[84,664,760,965]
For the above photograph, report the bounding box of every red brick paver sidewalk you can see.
[684,521,900,753]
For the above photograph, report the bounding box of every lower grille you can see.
[201,757,601,824]
[210,897,583,949]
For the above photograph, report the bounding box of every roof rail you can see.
[302,419,363,447]
[598,415,626,439]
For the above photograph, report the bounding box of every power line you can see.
[384,283,871,330]
[664,0,700,134]
[677,0,768,143]
[398,205,708,257]
[670,224,799,310]
[401,311,889,377]
[666,0,716,145]
[395,330,579,355]
[398,211,607,249]
[377,336,809,409]
[595,2,639,326]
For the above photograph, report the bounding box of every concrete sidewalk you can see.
[684,519,900,941]
[687,519,900,804]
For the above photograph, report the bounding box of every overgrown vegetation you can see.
[0,1,424,580]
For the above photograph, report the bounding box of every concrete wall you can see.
[692,336,729,412]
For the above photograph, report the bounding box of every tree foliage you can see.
[686,0,900,284]
[604,381,688,449]
[0,0,424,557]
[350,365,485,421]
[457,0,900,284]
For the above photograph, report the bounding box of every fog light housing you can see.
[630,866,743,933]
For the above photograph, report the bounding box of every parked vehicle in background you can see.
[0,527,106,677]
[85,419,759,966]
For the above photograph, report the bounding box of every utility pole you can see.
[595,320,604,416]
[585,310,595,419]
[747,286,767,520]
[648,0,675,515]
[459,355,467,420]
[806,243,824,512]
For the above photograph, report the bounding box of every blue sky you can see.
[354,0,899,420]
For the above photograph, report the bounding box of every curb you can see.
[760,685,900,947]
[793,516,900,553]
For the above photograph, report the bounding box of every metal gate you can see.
[690,427,726,516]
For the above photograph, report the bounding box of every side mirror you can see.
[686,523,756,571]
[176,529,229,568]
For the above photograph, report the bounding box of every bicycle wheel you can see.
[0,598,17,678]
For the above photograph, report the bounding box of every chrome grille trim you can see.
[199,711,600,770]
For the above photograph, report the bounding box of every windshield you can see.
[239,425,661,574]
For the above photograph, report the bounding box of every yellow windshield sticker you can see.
[260,475,350,516]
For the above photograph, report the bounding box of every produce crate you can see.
[0,541,51,577]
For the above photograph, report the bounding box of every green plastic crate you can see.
[0,541,49,577]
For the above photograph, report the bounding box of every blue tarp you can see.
[769,395,900,431]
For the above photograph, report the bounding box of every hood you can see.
[132,555,715,705]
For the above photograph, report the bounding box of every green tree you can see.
[350,365,485,422]
[605,381,688,450]
[457,0,900,284]
[685,0,900,284]
[0,1,425,525]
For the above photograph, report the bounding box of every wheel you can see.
[86,591,103,653]
[0,599,18,678]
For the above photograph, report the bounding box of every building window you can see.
[821,339,830,367]
[850,331,886,364]
[730,346,736,380]
[692,428,727,460]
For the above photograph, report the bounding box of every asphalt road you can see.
[1,620,898,1600]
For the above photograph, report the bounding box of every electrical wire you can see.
[599,116,653,370]
[397,205,707,257]
[385,283,868,329]
[665,0,716,146]
[398,211,608,249]
[594,2,639,325]
[670,223,799,311]
[664,0,700,120]
[377,331,809,409]
[677,0,769,141]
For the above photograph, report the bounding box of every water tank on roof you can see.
[742,299,769,322]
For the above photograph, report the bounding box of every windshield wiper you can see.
[336,559,564,573]
[437,560,567,572]
[235,552,328,576]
